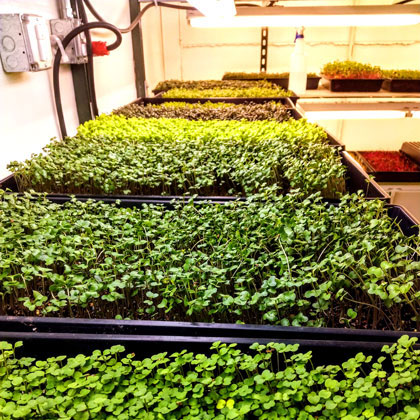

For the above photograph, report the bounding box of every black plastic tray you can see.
[383,78,420,92]
[402,142,420,165]
[219,77,320,90]
[2,315,418,344]
[265,77,320,90]
[0,150,389,200]
[324,78,384,92]
[0,199,416,362]
[1,329,419,365]
[353,151,420,183]
[340,151,389,199]
[306,77,321,90]
[1,330,413,364]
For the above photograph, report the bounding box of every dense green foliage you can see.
[8,116,344,196]
[162,86,292,99]
[382,69,420,80]
[152,79,275,94]
[0,192,419,329]
[222,72,319,80]
[113,102,290,122]
[322,61,383,79]
[1,336,420,419]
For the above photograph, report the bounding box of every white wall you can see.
[142,1,420,82]
[0,0,137,178]
[315,118,420,151]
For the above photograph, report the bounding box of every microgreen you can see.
[0,191,419,329]
[322,61,383,79]
[162,86,292,98]
[0,336,419,419]
[222,71,319,80]
[153,79,279,94]
[359,151,420,172]
[113,101,291,122]
[382,69,420,80]
[8,116,345,196]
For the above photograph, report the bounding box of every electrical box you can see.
[0,14,52,72]
[50,18,87,65]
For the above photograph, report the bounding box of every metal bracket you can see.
[0,14,52,72]
[50,18,87,64]
[260,26,268,72]
[130,0,147,97]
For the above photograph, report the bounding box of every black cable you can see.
[157,3,194,11]
[83,1,157,33]
[82,0,105,22]
[77,0,99,117]
[54,22,122,138]
[83,0,261,35]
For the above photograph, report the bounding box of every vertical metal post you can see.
[71,64,93,123]
[69,0,93,124]
[260,27,268,72]
[129,0,147,97]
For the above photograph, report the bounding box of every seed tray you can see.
[138,95,300,105]
[352,151,420,183]
[216,77,321,91]
[383,79,420,93]
[0,330,417,364]
[268,77,321,90]
[0,196,416,361]
[2,313,418,345]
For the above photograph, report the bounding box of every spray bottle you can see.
[288,27,307,96]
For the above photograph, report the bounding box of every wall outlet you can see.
[0,13,52,72]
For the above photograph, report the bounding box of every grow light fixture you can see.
[298,99,420,121]
[186,0,236,18]
[188,5,420,28]
[305,110,408,121]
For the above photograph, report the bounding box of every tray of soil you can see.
[222,71,321,90]
[321,60,384,92]
[382,70,420,92]
[352,150,420,182]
